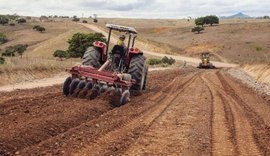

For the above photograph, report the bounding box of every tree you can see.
[26,16,31,20]
[15,44,28,58]
[195,17,205,26]
[33,25,41,30]
[192,26,204,34]
[205,15,219,26]
[72,16,80,22]
[67,32,106,58]
[2,47,16,57]
[0,15,9,25]
[0,57,5,64]
[16,18,26,23]
[1,44,27,57]
[0,33,8,44]
[6,14,19,20]
[53,50,67,58]
[36,26,46,33]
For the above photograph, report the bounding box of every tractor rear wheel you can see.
[82,47,101,68]
[128,55,148,91]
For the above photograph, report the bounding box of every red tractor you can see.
[63,24,148,106]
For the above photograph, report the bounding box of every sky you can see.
[0,0,269,18]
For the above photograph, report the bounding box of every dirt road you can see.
[0,67,269,155]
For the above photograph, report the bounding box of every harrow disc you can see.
[73,81,86,97]
[63,77,72,96]
[69,78,80,95]
[120,90,130,105]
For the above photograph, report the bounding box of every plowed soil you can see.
[0,67,269,156]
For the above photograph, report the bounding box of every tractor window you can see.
[202,53,209,59]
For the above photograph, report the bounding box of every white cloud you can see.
[0,0,269,18]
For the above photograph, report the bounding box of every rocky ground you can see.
[228,68,270,97]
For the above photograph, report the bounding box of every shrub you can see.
[36,26,46,33]
[162,56,176,65]
[15,44,28,58]
[53,50,67,58]
[9,23,15,26]
[6,14,19,20]
[195,17,205,26]
[2,47,16,57]
[93,19,98,23]
[1,44,28,57]
[0,33,8,44]
[148,58,162,65]
[67,32,106,58]
[0,15,9,25]
[256,46,262,51]
[17,18,26,23]
[192,26,204,34]
[72,16,80,22]
[33,25,41,30]
[0,57,5,64]
[82,20,88,23]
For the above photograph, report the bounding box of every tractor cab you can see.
[198,52,216,69]
[201,52,210,64]
[103,24,143,72]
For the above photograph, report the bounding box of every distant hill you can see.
[220,12,251,19]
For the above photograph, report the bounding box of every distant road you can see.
[80,23,238,68]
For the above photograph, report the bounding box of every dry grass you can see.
[95,18,270,64]
[0,21,90,86]
[0,21,91,58]
[0,57,78,86]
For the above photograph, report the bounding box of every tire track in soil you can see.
[75,73,200,155]
[217,71,270,155]
[201,73,236,156]
[203,70,266,155]
[18,71,199,155]
[125,73,212,155]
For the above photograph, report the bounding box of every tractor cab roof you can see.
[106,24,137,34]
[201,52,210,55]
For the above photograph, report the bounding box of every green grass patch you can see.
[255,46,262,51]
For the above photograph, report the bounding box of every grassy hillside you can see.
[0,20,91,86]
[96,18,270,64]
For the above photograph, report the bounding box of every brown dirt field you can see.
[0,67,269,155]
